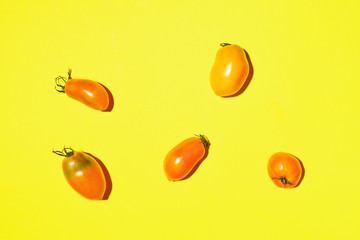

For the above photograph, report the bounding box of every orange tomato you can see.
[210,43,250,97]
[55,69,110,111]
[267,152,302,188]
[163,135,210,181]
[53,147,106,200]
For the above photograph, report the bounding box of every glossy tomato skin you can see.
[62,151,106,200]
[210,43,249,97]
[65,79,109,111]
[267,152,302,188]
[164,135,210,181]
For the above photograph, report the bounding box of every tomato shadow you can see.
[294,156,305,188]
[179,144,211,181]
[98,83,114,112]
[223,49,254,98]
[84,152,113,200]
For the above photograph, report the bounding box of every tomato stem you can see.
[272,177,292,186]
[196,134,210,149]
[54,68,72,92]
[52,147,74,157]
[68,68,72,79]
[220,43,231,47]
[54,75,67,93]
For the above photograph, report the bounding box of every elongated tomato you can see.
[164,135,210,181]
[53,147,106,200]
[210,43,249,97]
[55,69,110,111]
[267,152,303,189]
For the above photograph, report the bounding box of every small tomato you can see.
[210,43,250,97]
[267,152,302,188]
[164,135,210,181]
[55,69,110,111]
[53,147,106,200]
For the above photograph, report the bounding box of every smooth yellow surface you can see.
[1,0,360,239]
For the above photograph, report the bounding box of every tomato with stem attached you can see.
[55,69,110,111]
[53,147,106,200]
[164,135,210,181]
[210,43,250,97]
[267,152,302,188]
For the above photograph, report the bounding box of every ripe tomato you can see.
[210,43,250,97]
[55,69,110,111]
[53,147,106,200]
[163,135,210,181]
[267,152,303,188]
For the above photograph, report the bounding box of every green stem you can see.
[68,68,72,79]
[52,147,74,157]
[272,177,292,186]
[196,134,210,149]
[54,68,72,93]
[220,43,231,47]
[54,76,67,93]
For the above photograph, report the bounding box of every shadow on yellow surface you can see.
[294,157,305,188]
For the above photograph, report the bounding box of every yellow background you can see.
[1,0,359,239]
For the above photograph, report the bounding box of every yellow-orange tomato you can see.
[210,43,250,97]
[53,147,106,200]
[55,69,109,111]
[267,152,302,188]
[164,135,210,181]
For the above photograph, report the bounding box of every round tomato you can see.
[163,135,210,181]
[267,152,302,188]
[55,69,110,111]
[210,43,250,97]
[53,147,106,200]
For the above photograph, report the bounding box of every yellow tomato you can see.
[210,43,250,97]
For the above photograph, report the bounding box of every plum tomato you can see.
[267,152,302,188]
[53,147,106,200]
[55,69,110,111]
[210,43,250,97]
[163,135,210,181]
